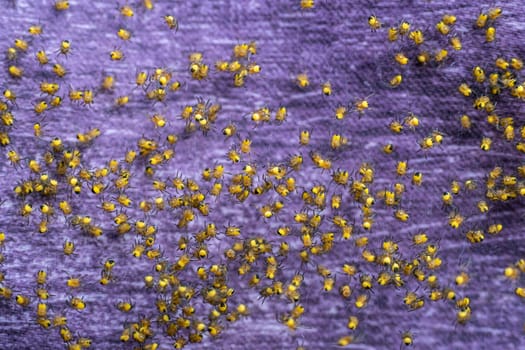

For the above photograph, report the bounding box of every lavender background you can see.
[0,0,524,349]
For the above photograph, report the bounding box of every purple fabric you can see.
[0,1,524,349]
